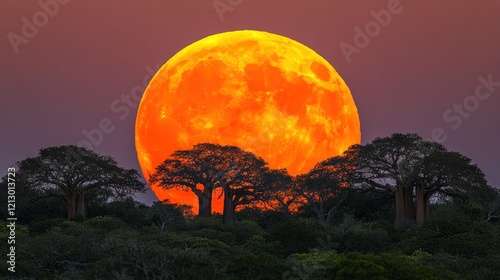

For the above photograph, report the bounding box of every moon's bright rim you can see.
[135,30,360,210]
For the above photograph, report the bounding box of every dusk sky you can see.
[1,0,499,205]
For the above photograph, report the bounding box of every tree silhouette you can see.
[261,168,302,213]
[353,133,438,225]
[217,145,268,223]
[413,150,487,224]
[298,155,353,224]
[150,143,230,217]
[354,133,489,225]
[14,145,146,220]
[151,143,269,222]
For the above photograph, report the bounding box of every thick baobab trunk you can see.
[197,193,212,218]
[404,186,414,221]
[395,188,405,225]
[194,186,213,218]
[395,186,415,225]
[65,193,76,220]
[416,187,433,225]
[394,187,415,225]
[416,186,426,225]
[76,192,86,219]
[223,188,236,224]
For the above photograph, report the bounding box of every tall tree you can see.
[15,145,147,220]
[150,143,232,217]
[150,143,269,222]
[354,133,440,225]
[354,133,489,225]
[414,150,487,224]
[218,145,268,224]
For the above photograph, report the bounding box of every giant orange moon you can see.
[135,30,360,213]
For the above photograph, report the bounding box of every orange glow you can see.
[135,30,361,214]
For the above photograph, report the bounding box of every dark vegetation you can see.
[1,133,499,279]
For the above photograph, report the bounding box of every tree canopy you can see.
[297,155,353,224]
[353,133,488,225]
[150,134,491,226]
[151,143,271,223]
[13,145,147,219]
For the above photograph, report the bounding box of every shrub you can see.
[265,218,326,255]
[324,252,456,280]
[226,252,289,280]
[84,215,127,232]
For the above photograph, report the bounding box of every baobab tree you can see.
[15,145,146,220]
[151,143,269,223]
[354,133,489,225]
[353,133,440,225]
[413,150,487,224]
[212,145,269,224]
[150,143,232,217]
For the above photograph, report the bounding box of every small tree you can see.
[146,200,191,232]
[486,191,500,222]
[15,145,147,220]
[299,155,352,224]
[261,168,302,213]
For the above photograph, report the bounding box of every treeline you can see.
[150,133,497,226]
[0,132,499,279]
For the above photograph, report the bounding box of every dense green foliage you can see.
[1,195,499,279]
[1,136,499,279]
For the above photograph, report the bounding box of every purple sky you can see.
[1,0,499,204]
